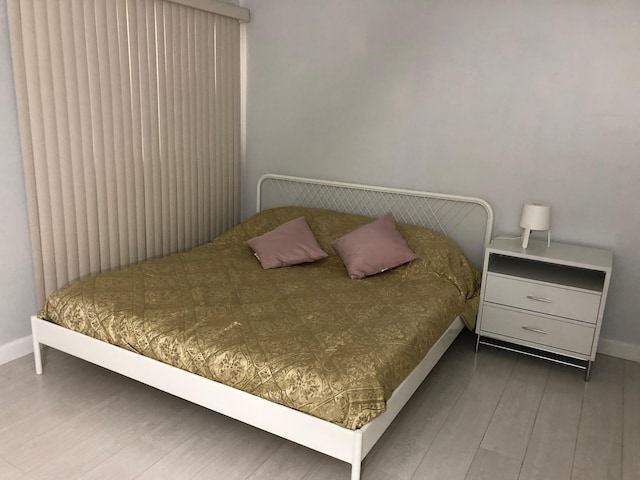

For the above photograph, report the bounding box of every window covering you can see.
[8,0,243,305]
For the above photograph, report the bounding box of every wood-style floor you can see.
[0,330,638,480]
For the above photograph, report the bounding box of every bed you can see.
[30,174,493,479]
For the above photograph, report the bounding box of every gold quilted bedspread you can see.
[40,207,481,429]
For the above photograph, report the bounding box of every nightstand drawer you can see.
[484,274,601,324]
[481,304,595,355]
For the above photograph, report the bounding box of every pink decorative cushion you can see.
[247,217,328,269]
[332,214,418,279]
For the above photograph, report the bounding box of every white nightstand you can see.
[475,238,613,381]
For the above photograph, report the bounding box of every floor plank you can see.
[0,402,87,456]
[480,356,549,461]
[302,458,351,480]
[246,441,323,480]
[0,457,24,480]
[190,426,283,480]
[10,383,186,476]
[465,447,522,480]
[80,439,167,480]
[410,346,517,480]
[518,363,585,480]
[0,351,89,411]
[364,338,478,479]
[571,355,624,480]
[136,412,261,480]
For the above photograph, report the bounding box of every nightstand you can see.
[475,238,613,380]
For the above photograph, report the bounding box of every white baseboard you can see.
[598,338,640,363]
[0,335,34,366]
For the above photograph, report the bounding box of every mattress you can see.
[39,207,481,429]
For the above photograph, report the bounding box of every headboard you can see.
[257,174,493,268]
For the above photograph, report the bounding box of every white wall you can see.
[241,0,640,348]
[0,0,37,346]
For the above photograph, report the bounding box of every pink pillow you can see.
[332,214,418,279]
[247,217,328,269]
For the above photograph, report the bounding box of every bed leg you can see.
[351,430,363,480]
[33,338,43,375]
[31,317,43,375]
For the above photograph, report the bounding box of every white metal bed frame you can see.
[30,174,493,480]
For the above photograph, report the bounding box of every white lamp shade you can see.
[520,203,551,230]
[520,203,551,248]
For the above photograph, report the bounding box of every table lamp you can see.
[520,203,551,249]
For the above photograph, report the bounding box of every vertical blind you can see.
[8,0,245,306]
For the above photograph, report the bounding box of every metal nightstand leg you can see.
[585,361,592,382]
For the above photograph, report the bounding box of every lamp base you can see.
[521,228,551,249]
[522,227,531,249]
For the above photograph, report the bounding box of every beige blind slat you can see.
[8,0,242,304]
[156,2,171,257]
[147,2,163,257]
[63,1,90,278]
[115,0,139,265]
[106,0,129,265]
[175,5,186,251]
[72,0,102,275]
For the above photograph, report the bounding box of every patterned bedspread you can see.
[40,207,481,429]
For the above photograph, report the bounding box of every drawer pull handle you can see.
[526,295,552,303]
[522,326,548,334]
